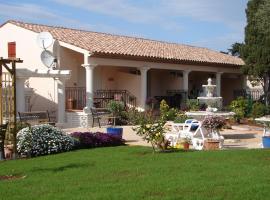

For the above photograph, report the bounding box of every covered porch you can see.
[61,46,244,113]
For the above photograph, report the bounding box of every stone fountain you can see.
[186,78,234,120]
[198,78,222,112]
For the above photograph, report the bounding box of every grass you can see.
[1,146,270,200]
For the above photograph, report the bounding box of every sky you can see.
[0,0,249,52]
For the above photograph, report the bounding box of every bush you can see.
[173,113,188,123]
[186,99,200,111]
[160,100,178,121]
[229,97,249,122]
[107,100,125,115]
[251,102,267,118]
[70,132,124,149]
[17,124,74,157]
[202,116,225,132]
[107,100,128,125]
[126,108,146,125]
[133,111,169,152]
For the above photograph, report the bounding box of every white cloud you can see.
[0,3,58,20]
[52,0,247,28]
[191,32,244,51]
[0,2,122,35]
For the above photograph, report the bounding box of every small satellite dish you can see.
[41,50,56,68]
[37,32,53,49]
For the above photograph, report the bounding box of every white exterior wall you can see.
[0,23,57,113]
[60,47,85,87]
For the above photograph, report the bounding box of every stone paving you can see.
[63,124,264,149]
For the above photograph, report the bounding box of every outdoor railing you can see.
[65,88,137,110]
[94,89,137,108]
[65,87,86,110]
[233,89,264,101]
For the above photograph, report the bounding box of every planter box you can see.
[262,136,270,148]
[204,140,220,150]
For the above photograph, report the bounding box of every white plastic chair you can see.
[191,122,224,150]
[165,119,199,147]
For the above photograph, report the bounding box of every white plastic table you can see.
[255,116,270,136]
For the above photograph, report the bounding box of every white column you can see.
[183,70,190,91]
[216,72,223,96]
[57,78,66,124]
[140,67,150,111]
[82,64,96,113]
[16,77,26,113]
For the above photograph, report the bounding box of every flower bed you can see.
[70,132,125,149]
[17,124,75,157]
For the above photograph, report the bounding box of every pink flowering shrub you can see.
[202,116,225,131]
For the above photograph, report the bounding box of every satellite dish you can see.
[41,50,56,68]
[37,32,53,49]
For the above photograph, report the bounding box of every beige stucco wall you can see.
[60,47,85,87]
[94,66,141,100]
[149,69,182,97]
[0,23,58,114]
[221,74,244,105]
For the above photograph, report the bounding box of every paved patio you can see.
[63,124,264,149]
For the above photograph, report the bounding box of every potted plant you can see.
[202,116,225,150]
[176,137,190,150]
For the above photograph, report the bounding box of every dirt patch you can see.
[0,174,26,181]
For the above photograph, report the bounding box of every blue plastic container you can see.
[262,136,270,148]
[107,127,123,139]
[185,119,199,131]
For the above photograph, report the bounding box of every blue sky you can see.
[0,0,248,51]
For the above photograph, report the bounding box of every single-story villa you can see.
[0,20,245,127]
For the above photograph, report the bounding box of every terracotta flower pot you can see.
[204,139,220,150]
[183,142,189,150]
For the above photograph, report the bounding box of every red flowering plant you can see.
[202,116,225,133]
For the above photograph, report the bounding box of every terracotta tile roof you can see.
[6,20,244,66]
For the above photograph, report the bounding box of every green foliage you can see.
[251,102,268,118]
[228,42,244,57]
[159,100,178,121]
[107,100,125,116]
[160,100,169,115]
[107,100,127,125]
[229,97,249,122]
[126,108,144,125]
[186,99,200,111]
[133,112,169,152]
[240,0,270,104]
[173,113,188,123]
[1,147,270,199]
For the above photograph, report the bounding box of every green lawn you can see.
[1,146,270,200]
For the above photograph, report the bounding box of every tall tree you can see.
[241,0,270,105]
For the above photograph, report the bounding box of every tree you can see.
[228,42,243,57]
[241,0,270,105]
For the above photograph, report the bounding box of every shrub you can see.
[160,100,178,121]
[186,99,200,111]
[17,124,74,157]
[229,97,249,122]
[70,132,124,149]
[251,102,267,118]
[202,116,225,132]
[107,100,128,125]
[173,113,188,123]
[107,100,125,115]
[126,108,146,125]
[133,112,168,152]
